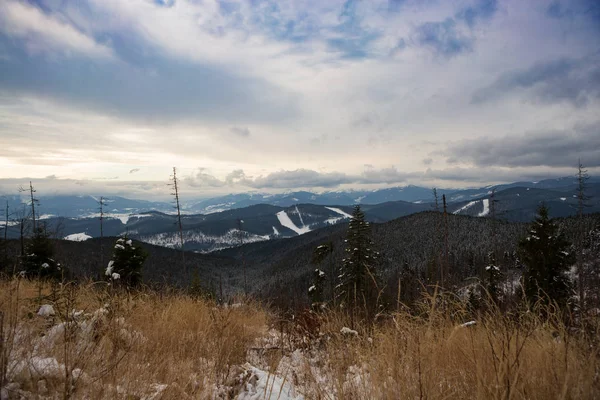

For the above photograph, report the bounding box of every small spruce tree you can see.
[518,205,574,308]
[309,268,326,310]
[337,205,380,321]
[106,236,147,288]
[484,252,503,305]
[22,226,63,281]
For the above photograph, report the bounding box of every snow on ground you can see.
[560,197,566,201]
[325,207,353,219]
[276,211,311,235]
[140,229,270,253]
[325,217,343,225]
[478,199,490,217]
[453,201,477,215]
[237,364,304,400]
[272,226,280,236]
[82,213,154,224]
[64,232,93,242]
[294,205,306,227]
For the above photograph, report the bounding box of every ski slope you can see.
[276,210,311,235]
[478,199,490,217]
[453,201,477,215]
[325,207,353,218]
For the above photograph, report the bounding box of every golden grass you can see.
[0,279,267,399]
[1,279,599,399]
[295,294,600,400]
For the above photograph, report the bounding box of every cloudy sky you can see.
[0,0,598,199]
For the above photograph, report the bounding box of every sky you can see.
[0,0,599,200]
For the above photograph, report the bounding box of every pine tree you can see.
[484,251,502,305]
[308,268,326,310]
[518,205,574,308]
[21,225,64,281]
[312,242,334,304]
[105,237,147,288]
[337,205,380,321]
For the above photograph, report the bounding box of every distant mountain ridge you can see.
[2,176,599,253]
[2,175,598,218]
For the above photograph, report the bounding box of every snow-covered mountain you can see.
[2,176,599,253]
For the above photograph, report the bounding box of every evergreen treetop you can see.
[518,205,574,307]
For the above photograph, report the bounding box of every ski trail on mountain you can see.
[276,211,311,235]
[478,199,490,217]
[325,207,353,218]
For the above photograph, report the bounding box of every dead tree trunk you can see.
[170,167,186,272]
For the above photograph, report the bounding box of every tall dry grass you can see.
[1,279,599,399]
[0,279,267,399]
[293,291,600,399]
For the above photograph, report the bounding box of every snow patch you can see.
[453,201,477,215]
[64,232,92,242]
[276,211,310,235]
[325,207,353,219]
[37,304,55,317]
[478,199,490,217]
[237,363,303,400]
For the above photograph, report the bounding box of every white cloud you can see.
[0,0,598,198]
[0,0,114,59]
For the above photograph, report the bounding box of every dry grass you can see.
[1,279,599,399]
[292,293,600,399]
[0,279,267,399]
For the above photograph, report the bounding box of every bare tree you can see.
[1,200,10,270]
[442,194,449,288]
[3,201,8,243]
[19,182,38,234]
[237,218,247,294]
[169,167,185,270]
[432,188,439,212]
[98,196,108,271]
[576,160,590,312]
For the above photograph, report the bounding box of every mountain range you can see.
[1,176,599,253]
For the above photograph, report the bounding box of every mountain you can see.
[450,184,600,221]
[2,175,598,218]
[0,194,174,219]
[188,186,440,213]
[3,182,599,253]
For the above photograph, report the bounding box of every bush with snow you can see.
[106,236,147,287]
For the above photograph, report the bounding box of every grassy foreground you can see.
[0,279,598,399]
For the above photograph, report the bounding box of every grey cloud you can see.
[0,35,299,125]
[248,169,354,189]
[472,54,600,107]
[184,169,227,188]
[359,166,409,184]
[230,126,250,137]
[444,122,600,168]
[412,18,473,58]
[455,0,498,28]
[422,158,433,165]
[129,168,140,174]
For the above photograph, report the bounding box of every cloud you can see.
[412,18,473,57]
[472,54,600,107]
[230,126,251,137]
[444,122,600,168]
[0,1,113,59]
[0,40,299,124]
[407,0,499,58]
[456,0,498,28]
[129,168,140,174]
[184,169,227,188]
